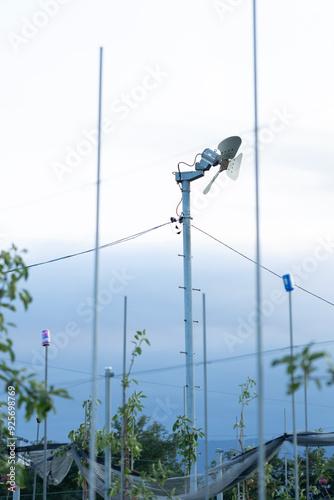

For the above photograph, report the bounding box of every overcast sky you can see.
[1,0,334,461]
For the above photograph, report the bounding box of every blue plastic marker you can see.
[282,273,294,292]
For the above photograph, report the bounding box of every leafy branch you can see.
[272,342,334,394]
[172,415,204,479]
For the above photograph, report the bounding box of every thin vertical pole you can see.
[288,292,299,500]
[241,388,245,500]
[252,2,265,499]
[216,449,223,500]
[236,417,240,500]
[121,296,127,500]
[304,374,309,499]
[202,294,209,500]
[43,346,48,500]
[181,179,196,492]
[105,367,114,500]
[32,419,40,500]
[13,439,21,500]
[89,46,103,500]
[284,409,288,487]
[83,403,88,500]
[183,384,187,479]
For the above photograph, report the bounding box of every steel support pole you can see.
[252,2,265,499]
[89,46,103,500]
[83,404,88,500]
[216,449,223,500]
[288,291,299,500]
[105,367,114,500]
[43,346,48,500]
[304,374,309,500]
[202,294,209,500]
[181,180,195,428]
[181,179,196,492]
[121,296,127,500]
[32,419,40,500]
[284,409,288,487]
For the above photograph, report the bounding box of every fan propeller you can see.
[203,136,242,194]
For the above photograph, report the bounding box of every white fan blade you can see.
[203,170,221,194]
[226,153,242,180]
[217,136,242,159]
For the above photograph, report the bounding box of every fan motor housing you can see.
[195,148,220,171]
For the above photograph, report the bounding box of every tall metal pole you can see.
[121,296,127,500]
[202,294,209,500]
[43,344,48,500]
[175,146,242,493]
[252,2,265,499]
[43,348,48,500]
[41,329,51,500]
[182,180,195,430]
[283,274,298,500]
[181,179,196,492]
[304,373,310,500]
[289,291,299,500]
[32,419,40,500]
[284,409,288,487]
[216,449,223,500]
[241,388,245,500]
[89,46,103,500]
[105,367,114,500]
[83,403,88,500]
[236,417,240,500]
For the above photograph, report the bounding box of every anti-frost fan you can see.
[203,136,243,194]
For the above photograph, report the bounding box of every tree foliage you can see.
[0,245,70,489]
[0,244,70,422]
[272,342,334,394]
[112,414,183,476]
[172,415,204,479]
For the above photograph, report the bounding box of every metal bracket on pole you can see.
[175,170,204,183]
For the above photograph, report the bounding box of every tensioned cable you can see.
[7,219,334,308]
[12,340,334,381]
[131,378,334,410]
[192,224,334,308]
[121,340,334,377]
[6,221,171,273]
[21,338,334,379]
